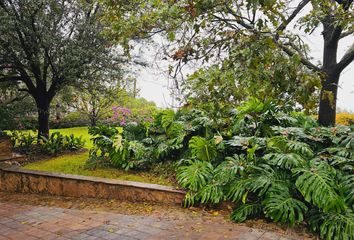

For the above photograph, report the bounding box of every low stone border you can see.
[0,165,185,205]
[0,138,27,162]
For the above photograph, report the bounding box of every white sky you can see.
[134,5,354,112]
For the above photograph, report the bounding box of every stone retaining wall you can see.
[0,138,27,162]
[0,165,185,205]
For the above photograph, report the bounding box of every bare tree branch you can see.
[277,0,310,33]
[340,28,354,38]
[337,42,354,72]
[0,76,23,82]
[279,44,321,72]
[0,93,28,106]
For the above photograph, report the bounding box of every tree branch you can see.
[340,28,354,39]
[0,76,23,82]
[277,0,310,33]
[337,43,354,72]
[0,93,28,106]
[279,44,321,72]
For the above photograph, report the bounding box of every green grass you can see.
[11,127,93,148]
[51,127,93,148]
[23,151,173,185]
[22,127,174,186]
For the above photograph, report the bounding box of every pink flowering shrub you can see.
[111,106,132,126]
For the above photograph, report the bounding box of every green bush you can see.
[50,112,90,128]
[8,131,37,152]
[8,130,85,155]
[89,98,353,239]
[174,99,353,240]
[41,132,85,155]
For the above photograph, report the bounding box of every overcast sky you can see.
[134,5,354,112]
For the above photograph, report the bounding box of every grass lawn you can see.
[22,127,174,186]
[51,127,93,148]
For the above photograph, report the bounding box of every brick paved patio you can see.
[0,200,314,240]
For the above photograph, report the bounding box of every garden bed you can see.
[0,164,185,205]
[22,151,176,186]
[6,127,177,186]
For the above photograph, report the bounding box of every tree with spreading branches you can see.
[102,0,354,126]
[0,0,112,138]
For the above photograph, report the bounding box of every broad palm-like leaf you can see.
[335,132,354,149]
[230,203,262,222]
[177,159,213,191]
[264,153,306,169]
[340,174,354,206]
[246,164,291,197]
[308,209,354,240]
[329,155,354,172]
[286,140,314,157]
[294,163,346,213]
[189,136,217,161]
[216,154,248,177]
[271,126,312,141]
[183,192,197,207]
[197,182,224,204]
[166,121,184,139]
[263,186,308,226]
[161,109,175,130]
[225,178,248,202]
[326,147,353,158]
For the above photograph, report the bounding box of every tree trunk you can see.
[90,116,97,127]
[318,72,340,126]
[36,98,51,139]
[318,18,340,127]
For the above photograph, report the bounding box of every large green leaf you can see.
[263,186,308,226]
[340,174,354,206]
[177,159,213,191]
[294,163,346,213]
[264,153,306,169]
[189,136,217,161]
[230,203,262,223]
[308,209,354,240]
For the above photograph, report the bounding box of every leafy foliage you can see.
[88,98,354,239]
[263,186,308,226]
[308,210,354,240]
[177,160,213,192]
[173,99,354,239]
[230,203,262,223]
[8,130,85,155]
[189,136,217,161]
[294,163,346,213]
[41,132,85,155]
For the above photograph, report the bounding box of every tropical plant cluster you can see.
[8,131,85,155]
[89,98,354,240]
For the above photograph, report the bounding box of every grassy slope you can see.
[23,127,172,186]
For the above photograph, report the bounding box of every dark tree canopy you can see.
[0,0,111,137]
[102,0,354,126]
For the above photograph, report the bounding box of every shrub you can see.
[174,98,354,240]
[41,132,85,155]
[41,132,65,154]
[50,112,90,128]
[89,98,353,239]
[7,131,37,152]
[8,130,85,155]
[336,112,354,126]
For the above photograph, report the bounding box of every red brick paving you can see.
[0,201,314,240]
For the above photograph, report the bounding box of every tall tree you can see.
[102,0,354,126]
[0,0,111,137]
[63,68,134,126]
